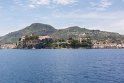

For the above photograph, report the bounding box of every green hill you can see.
[0,23,124,44]
[0,23,57,44]
[51,26,124,41]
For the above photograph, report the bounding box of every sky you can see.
[0,0,124,36]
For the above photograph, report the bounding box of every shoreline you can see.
[1,48,124,50]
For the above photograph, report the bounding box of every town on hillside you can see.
[0,34,124,49]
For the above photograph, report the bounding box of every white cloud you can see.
[28,0,78,8]
[90,0,112,11]
[52,0,78,5]
[51,10,124,34]
[28,4,36,8]
[30,0,51,5]
[52,10,124,20]
[98,0,112,10]
[13,0,26,7]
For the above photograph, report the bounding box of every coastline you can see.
[1,47,124,50]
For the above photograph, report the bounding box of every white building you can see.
[39,36,51,40]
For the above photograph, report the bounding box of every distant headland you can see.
[0,23,124,49]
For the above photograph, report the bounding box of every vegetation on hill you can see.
[16,35,54,49]
[51,26,124,42]
[0,23,124,44]
[16,34,93,49]
[0,23,57,44]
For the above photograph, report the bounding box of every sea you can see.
[0,49,124,83]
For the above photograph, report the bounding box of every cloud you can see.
[98,0,112,10]
[90,0,112,11]
[28,4,36,8]
[13,0,51,8]
[51,10,124,34]
[30,0,51,5]
[52,10,124,20]
[52,0,78,5]
[28,0,78,8]
[13,0,26,7]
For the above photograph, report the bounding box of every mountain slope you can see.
[0,23,57,44]
[51,26,124,41]
[0,23,124,44]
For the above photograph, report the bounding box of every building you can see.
[93,41,124,48]
[0,43,16,49]
[16,35,52,48]
[39,36,51,40]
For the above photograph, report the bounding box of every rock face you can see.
[0,23,124,44]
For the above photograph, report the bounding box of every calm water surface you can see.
[0,49,124,83]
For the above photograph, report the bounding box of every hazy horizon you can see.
[0,0,124,36]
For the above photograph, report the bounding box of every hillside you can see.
[0,23,57,44]
[0,23,124,44]
[51,26,124,41]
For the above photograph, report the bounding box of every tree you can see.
[70,39,80,48]
[81,38,93,48]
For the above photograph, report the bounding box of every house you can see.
[1,43,16,49]
[16,35,52,48]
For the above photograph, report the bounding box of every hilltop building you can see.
[39,36,51,40]
[16,34,52,49]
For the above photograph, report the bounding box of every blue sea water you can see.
[0,49,124,83]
